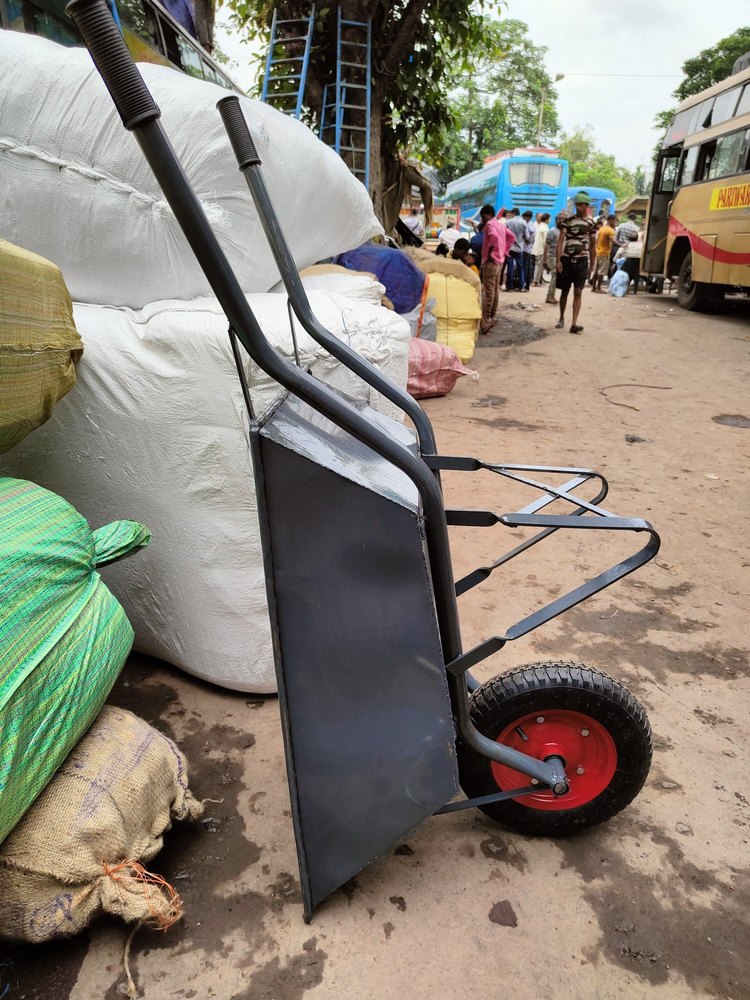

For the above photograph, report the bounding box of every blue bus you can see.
[567,186,616,219]
[444,148,569,226]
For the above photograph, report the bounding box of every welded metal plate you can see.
[253,395,458,918]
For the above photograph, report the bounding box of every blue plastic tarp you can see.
[334,244,426,315]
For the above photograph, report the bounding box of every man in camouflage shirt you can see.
[555,192,597,333]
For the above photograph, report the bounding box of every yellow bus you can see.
[642,61,750,310]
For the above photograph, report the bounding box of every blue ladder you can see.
[260,5,316,119]
[319,7,372,190]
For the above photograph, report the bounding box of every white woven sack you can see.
[1,292,410,693]
[0,31,381,308]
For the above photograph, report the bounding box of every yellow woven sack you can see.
[0,240,83,455]
[426,272,482,363]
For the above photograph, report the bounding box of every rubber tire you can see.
[457,661,652,836]
[676,251,710,311]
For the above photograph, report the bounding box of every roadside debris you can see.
[599,383,673,410]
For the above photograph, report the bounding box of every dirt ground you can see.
[4,283,750,1000]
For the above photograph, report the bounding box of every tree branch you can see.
[380,0,431,76]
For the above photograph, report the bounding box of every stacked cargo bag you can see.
[404,249,482,363]
[0,30,409,696]
[334,244,427,315]
[407,338,477,399]
[0,239,83,455]
[0,706,202,942]
[0,478,150,843]
[0,31,382,307]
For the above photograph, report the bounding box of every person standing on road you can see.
[555,192,597,333]
[521,210,535,291]
[544,212,565,304]
[532,213,550,286]
[592,214,616,292]
[504,208,527,292]
[615,234,644,293]
[611,212,640,271]
[479,204,505,334]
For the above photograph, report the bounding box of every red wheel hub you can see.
[492,709,617,810]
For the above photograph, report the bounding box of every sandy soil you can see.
[4,283,749,1000]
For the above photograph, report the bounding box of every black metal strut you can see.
[215,95,439,459]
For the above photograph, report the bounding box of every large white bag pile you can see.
[0,31,381,307]
[3,294,411,693]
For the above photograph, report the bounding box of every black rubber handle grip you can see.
[66,0,160,130]
[217,96,262,170]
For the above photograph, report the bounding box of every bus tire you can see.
[676,251,711,311]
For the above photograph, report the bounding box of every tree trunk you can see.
[369,75,387,224]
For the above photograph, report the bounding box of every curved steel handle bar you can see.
[64,0,461,668]
[216,95,439,458]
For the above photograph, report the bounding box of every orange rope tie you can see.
[102,859,183,931]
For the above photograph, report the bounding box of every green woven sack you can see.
[0,478,150,843]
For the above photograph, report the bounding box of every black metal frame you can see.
[63,0,660,807]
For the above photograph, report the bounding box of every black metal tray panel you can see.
[254,399,458,917]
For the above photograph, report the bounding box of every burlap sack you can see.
[0,706,203,942]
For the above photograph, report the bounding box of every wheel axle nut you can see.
[581,728,590,736]
[552,781,569,796]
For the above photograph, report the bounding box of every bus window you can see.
[30,6,78,44]
[201,57,220,84]
[658,154,679,193]
[694,97,715,131]
[708,128,750,179]
[176,34,204,78]
[118,0,161,50]
[736,85,750,118]
[664,107,692,145]
[697,140,716,181]
[508,163,529,186]
[4,0,79,43]
[712,85,741,125]
[508,162,561,187]
[678,145,698,186]
[157,14,181,66]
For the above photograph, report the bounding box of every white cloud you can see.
[503,0,749,170]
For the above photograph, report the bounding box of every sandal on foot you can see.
[569,325,584,334]
[554,320,564,329]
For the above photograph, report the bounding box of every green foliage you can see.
[426,18,560,184]
[558,126,635,201]
[655,26,750,149]
[222,0,506,164]
[632,165,650,196]
[674,26,750,101]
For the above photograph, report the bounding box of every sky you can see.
[502,0,748,172]
[215,1,750,175]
